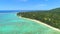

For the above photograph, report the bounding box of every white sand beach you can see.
[19,16,60,32]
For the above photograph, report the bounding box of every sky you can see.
[0,0,60,10]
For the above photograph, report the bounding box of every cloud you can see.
[36,4,47,7]
[31,4,48,10]
[44,0,48,1]
[19,0,28,2]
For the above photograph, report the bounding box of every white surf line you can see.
[19,16,60,32]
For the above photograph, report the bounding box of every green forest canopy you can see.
[17,8,60,29]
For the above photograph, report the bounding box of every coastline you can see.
[19,16,60,32]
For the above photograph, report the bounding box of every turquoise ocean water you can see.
[0,13,60,34]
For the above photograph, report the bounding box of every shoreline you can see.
[19,16,60,32]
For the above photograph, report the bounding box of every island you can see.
[17,8,60,29]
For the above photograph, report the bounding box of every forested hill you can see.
[17,8,60,29]
[50,8,60,12]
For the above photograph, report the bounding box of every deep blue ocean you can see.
[0,10,20,13]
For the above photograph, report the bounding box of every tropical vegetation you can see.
[17,8,60,29]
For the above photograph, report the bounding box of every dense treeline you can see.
[17,8,60,29]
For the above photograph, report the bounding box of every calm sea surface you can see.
[0,13,60,34]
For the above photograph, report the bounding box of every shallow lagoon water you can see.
[0,13,60,34]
